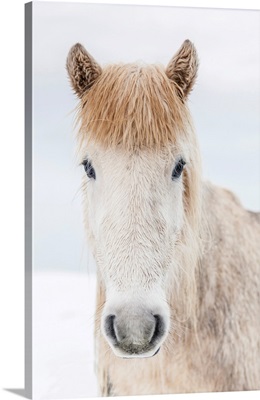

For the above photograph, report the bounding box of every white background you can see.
[0,1,259,400]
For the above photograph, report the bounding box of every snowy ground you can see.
[33,272,98,399]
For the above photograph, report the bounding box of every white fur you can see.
[80,143,191,356]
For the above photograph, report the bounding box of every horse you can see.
[66,40,260,396]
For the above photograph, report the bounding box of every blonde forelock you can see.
[76,63,192,150]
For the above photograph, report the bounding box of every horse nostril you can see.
[150,314,165,345]
[104,315,118,343]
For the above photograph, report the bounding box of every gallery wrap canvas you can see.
[25,1,260,399]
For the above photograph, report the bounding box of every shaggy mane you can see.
[77,63,192,150]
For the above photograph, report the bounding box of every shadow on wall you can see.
[5,389,31,400]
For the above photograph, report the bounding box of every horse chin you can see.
[111,346,161,359]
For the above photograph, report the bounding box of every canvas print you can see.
[27,1,260,399]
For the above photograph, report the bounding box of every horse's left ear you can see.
[66,43,102,98]
[166,40,199,100]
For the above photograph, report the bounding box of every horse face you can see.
[81,144,189,358]
[67,40,199,358]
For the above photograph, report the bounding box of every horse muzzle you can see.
[102,306,168,358]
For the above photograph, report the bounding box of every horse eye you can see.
[172,159,186,180]
[82,159,96,180]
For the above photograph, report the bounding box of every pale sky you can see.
[32,1,260,272]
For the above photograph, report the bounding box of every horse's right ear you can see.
[66,43,102,98]
[166,40,199,100]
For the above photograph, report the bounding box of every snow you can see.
[33,272,98,399]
